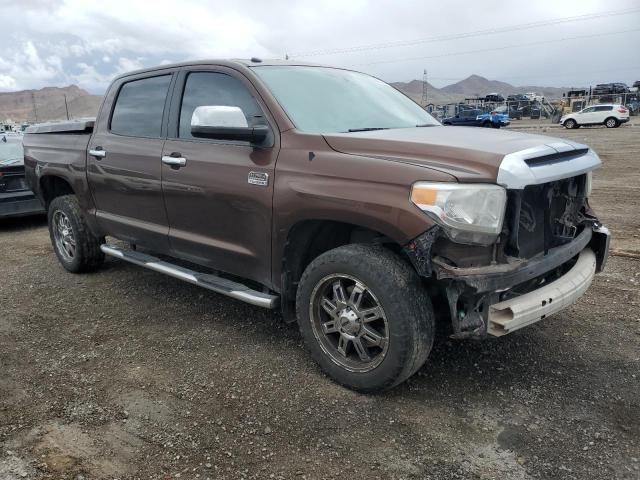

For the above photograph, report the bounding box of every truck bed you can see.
[23,120,95,209]
[24,118,95,135]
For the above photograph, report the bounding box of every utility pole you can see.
[31,91,38,123]
[420,69,428,107]
[63,94,70,120]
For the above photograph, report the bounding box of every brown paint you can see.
[24,60,577,292]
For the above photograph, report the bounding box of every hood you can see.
[322,126,584,183]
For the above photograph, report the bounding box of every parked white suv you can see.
[560,104,629,129]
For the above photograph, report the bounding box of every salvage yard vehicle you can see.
[0,134,44,219]
[23,60,610,392]
[560,104,629,129]
[442,109,510,128]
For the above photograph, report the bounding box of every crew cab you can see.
[560,104,629,129]
[442,109,510,128]
[24,60,609,392]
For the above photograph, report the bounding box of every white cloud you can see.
[0,74,17,89]
[1,0,639,92]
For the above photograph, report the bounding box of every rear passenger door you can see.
[88,73,174,252]
[594,105,613,122]
[160,67,279,287]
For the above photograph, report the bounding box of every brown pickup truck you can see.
[24,59,610,392]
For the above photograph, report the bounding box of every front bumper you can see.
[487,247,596,336]
[431,225,609,293]
[0,191,45,219]
[411,224,610,338]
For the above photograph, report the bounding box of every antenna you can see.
[421,69,428,107]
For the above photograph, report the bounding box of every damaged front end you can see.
[406,156,610,339]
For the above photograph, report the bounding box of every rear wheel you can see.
[48,195,104,273]
[605,117,618,128]
[482,121,492,128]
[564,119,577,129]
[296,244,434,392]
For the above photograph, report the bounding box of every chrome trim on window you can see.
[497,141,601,189]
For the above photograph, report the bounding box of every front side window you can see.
[110,75,171,138]
[582,107,595,113]
[253,66,439,134]
[179,72,263,139]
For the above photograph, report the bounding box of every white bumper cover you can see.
[487,248,596,336]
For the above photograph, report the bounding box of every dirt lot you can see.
[1,125,639,480]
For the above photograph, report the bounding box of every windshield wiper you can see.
[416,124,437,127]
[347,127,390,132]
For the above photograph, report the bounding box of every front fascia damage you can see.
[404,143,609,340]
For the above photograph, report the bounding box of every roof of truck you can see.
[112,58,326,81]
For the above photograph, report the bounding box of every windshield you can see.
[0,136,24,166]
[253,66,439,134]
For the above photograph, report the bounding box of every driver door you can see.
[160,68,279,287]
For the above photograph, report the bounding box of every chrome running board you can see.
[100,244,279,309]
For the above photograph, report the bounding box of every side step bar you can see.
[100,244,279,309]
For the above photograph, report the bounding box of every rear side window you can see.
[111,75,171,137]
[595,106,613,112]
[179,72,262,139]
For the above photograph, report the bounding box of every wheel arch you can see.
[40,175,75,210]
[278,219,411,322]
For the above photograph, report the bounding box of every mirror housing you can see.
[190,106,270,145]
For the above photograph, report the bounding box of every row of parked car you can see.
[481,92,544,103]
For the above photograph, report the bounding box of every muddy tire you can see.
[296,244,434,393]
[48,195,104,273]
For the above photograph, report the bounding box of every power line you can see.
[290,7,640,58]
[349,28,640,67]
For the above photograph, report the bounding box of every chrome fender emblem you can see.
[248,171,269,187]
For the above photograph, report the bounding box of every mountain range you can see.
[0,75,573,123]
[390,74,569,105]
[0,85,102,123]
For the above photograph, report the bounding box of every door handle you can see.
[162,155,187,167]
[89,149,106,159]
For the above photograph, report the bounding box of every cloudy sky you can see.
[1,0,639,93]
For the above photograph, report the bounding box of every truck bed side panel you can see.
[23,132,98,226]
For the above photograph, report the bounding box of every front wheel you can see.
[296,244,434,392]
[48,195,104,273]
[564,119,577,129]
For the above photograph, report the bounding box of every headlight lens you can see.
[411,182,507,245]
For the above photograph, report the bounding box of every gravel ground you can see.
[1,125,639,479]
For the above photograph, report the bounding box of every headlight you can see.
[410,182,507,245]
[585,171,592,197]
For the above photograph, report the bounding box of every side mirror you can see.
[190,106,269,145]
